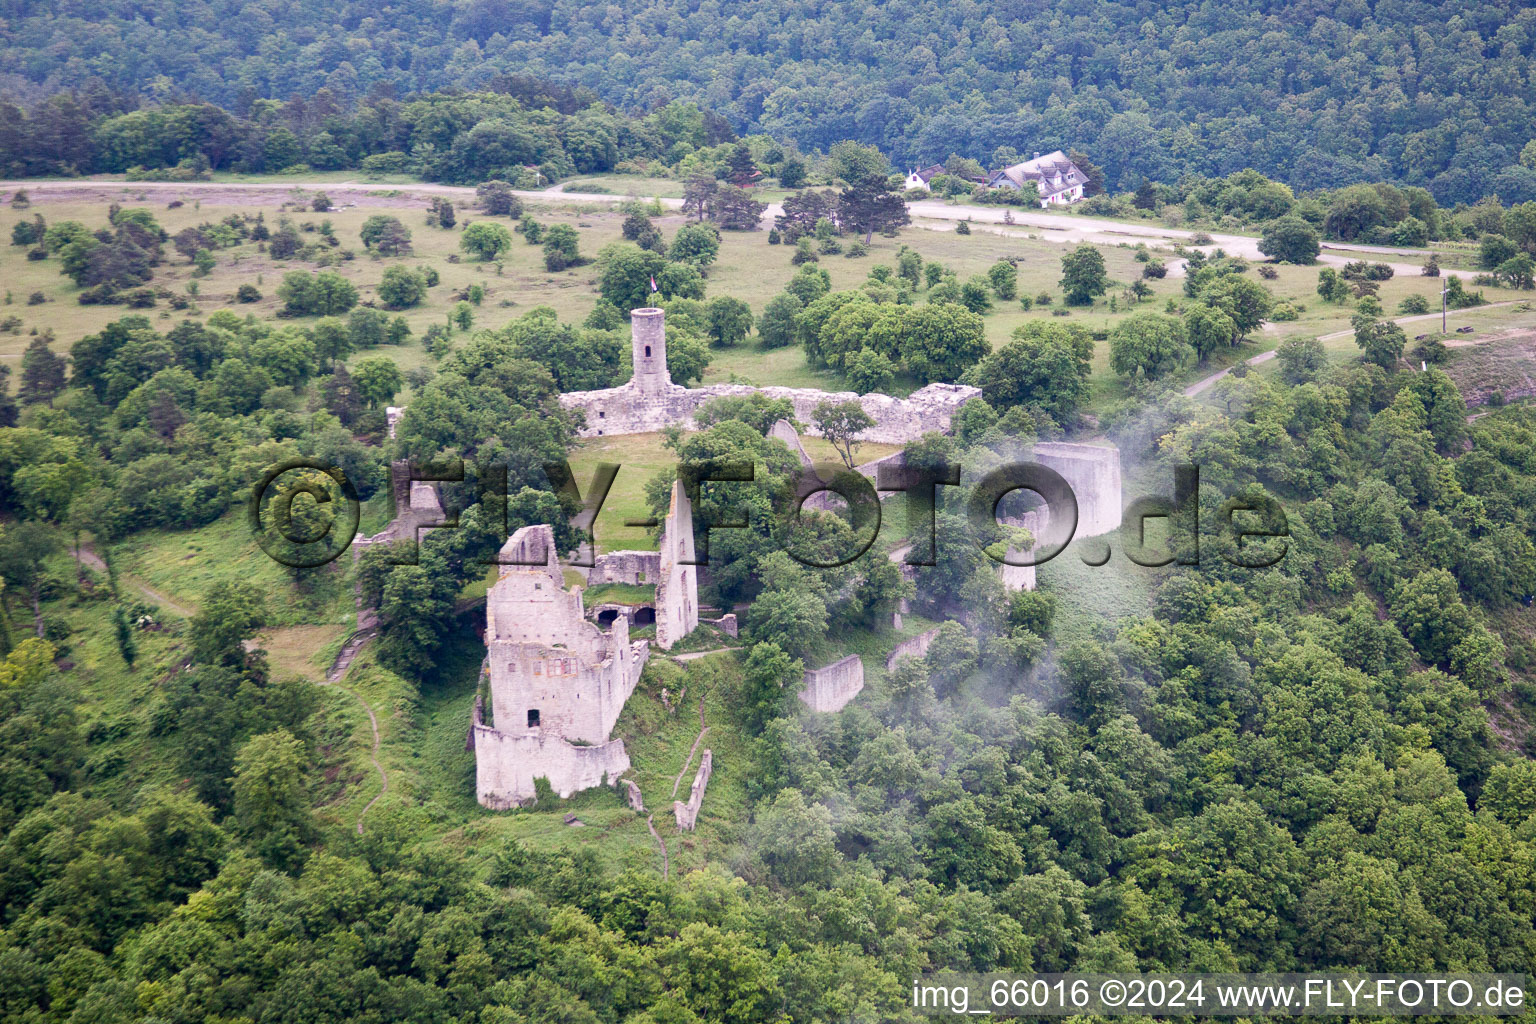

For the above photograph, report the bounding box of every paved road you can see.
[1,178,1468,279]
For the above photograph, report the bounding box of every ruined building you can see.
[471,525,650,808]
[655,479,698,649]
[472,484,703,806]
[559,307,981,443]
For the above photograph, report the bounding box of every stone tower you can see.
[630,307,669,396]
[472,524,650,807]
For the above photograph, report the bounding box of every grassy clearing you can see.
[7,188,1532,416]
[568,432,675,552]
[119,513,354,627]
[584,582,656,607]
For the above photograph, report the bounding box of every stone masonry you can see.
[558,308,981,443]
[673,749,712,832]
[655,478,699,649]
[472,524,651,807]
[799,655,865,713]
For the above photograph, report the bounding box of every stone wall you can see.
[1032,442,1123,539]
[886,627,941,671]
[997,506,1046,592]
[562,378,981,445]
[673,748,712,832]
[799,655,865,713]
[351,461,446,555]
[558,310,979,444]
[769,419,814,470]
[588,550,661,586]
[472,709,632,806]
[655,479,699,650]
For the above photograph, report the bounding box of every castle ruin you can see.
[471,524,651,807]
[461,307,1128,806]
[655,479,699,649]
[558,308,981,443]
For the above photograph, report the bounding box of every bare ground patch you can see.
[1443,327,1536,407]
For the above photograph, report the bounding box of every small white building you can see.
[987,150,1088,207]
[903,164,946,191]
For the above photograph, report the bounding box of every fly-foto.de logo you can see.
[249,457,1288,571]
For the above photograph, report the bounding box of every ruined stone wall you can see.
[655,479,699,649]
[351,462,446,555]
[886,627,941,671]
[673,749,712,832]
[769,419,814,470]
[472,718,632,806]
[1032,442,1123,539]
[588,550,661,586]
[477,525,650,808]
[561,379,981,444]
[799,655,865,713]
[997,506,1046,593]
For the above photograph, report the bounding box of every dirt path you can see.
[672,701,710,800]
[670,647,735,661]
[1183,301,1529,398]
[318,631,387,835]
[646,814,669,880]
[77,545,198,618]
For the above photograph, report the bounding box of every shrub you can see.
[476,180,522,217]
[542,224,582,271]
[378,266,428,309]
[1398,294,1431,315]
[359,214,413,256]
[461,222,512,261]
[27,291,45,305]
[237,283,262,303]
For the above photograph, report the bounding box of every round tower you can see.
[630,308,668,395]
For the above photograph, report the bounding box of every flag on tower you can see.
[649,275,658,293]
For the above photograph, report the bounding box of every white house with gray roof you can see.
[987,150,1088,207]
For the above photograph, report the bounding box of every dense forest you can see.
[3,0,1536,200]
